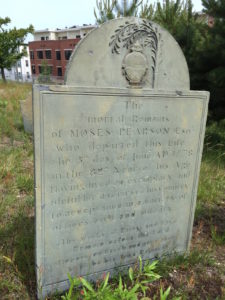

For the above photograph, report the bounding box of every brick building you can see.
[28,25,96,81]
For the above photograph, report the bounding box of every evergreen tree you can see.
[200,0,225,118]
[94,0,143,23]
[153,0,184,33]
[38,61,52,84]
[94,0,117,24]
[115,0,143,17]
[0,17,33,82]
[139,0,155,19]
[140,1,207,85]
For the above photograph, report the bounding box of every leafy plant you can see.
[128,256,161,296]
[80,273,113,299]
[160,286,171,300]
[61,257,164,300]
[62,273,114,300]
[61,274,81,300]
[113,275,139,299]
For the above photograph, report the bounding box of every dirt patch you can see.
[0,136,12,147]
[142,222,225,299]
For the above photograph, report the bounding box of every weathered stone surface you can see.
[20,92,33,133]
[65,18,190,90]
[33,18,209,299]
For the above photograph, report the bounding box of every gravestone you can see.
[33,17,209,298]
[20,92,33,133]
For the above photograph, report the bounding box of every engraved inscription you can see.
[41,94,204,285]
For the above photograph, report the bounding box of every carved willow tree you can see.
[109,19,158,87]
[94,0,143,24]
[0,17,33,82]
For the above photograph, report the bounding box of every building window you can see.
[31,65,36,74]
[17,61,21,67]
[38,65,42,73]
[56,50,61,60]
[57,67,62,76]
[76,35,81,38]
[27,72,30,79]
[37,51,43,59]
[25,60,29,67]
[64,50,72,60]
[30,51,34,59]
[45,50,52,59]
[46,36,49,40]
[62,36,67,40]
[41,36,45,40]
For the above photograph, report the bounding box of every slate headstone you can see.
[33,17,209,298]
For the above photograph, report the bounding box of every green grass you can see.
[0,81,224,299]
[195,119,225,245]
[0,81,31,141]
[0,81,35,299]
[157,249,215,277]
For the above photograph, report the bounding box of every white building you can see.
[33,24,96,41]
[3,44,32,82]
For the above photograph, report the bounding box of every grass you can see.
[0,81,35,299]
[195,119,225,244]
[0,81,224,299]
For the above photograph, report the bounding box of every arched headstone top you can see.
[65,17,190,90]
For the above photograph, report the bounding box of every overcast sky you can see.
[1,0,203,41]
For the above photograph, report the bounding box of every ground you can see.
[0,82,224,299]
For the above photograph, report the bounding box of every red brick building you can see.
[28,25,96,81]
[29,39,80,79]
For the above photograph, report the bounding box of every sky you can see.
[1,0,203,42]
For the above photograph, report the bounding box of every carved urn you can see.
[122,41,148,87]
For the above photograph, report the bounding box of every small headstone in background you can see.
[20,92,33,133]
